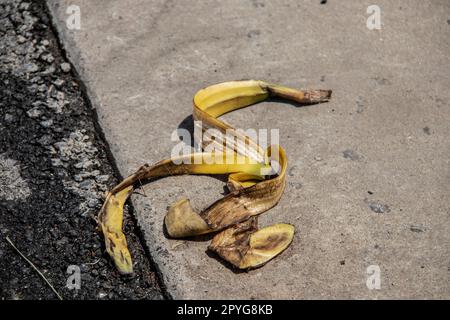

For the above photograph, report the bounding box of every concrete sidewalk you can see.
[47,0,450,299]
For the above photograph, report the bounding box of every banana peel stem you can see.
[266,83,332,104]
[98,80,331,272]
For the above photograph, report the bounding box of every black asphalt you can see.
[0,0,163,299]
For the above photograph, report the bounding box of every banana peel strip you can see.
[98,80,331,274]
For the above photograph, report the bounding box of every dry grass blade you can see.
[5,236,63,300]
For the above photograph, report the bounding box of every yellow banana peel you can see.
[98,186,134,274]
[98,80,331,274]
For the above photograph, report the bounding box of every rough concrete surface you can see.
[47,0,450,299]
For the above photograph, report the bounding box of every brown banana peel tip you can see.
[98,80,331,273]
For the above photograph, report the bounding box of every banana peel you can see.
[208,217,295,269]
[98,186,134,274]
[98,80,331,274]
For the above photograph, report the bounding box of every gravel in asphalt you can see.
[0,0,163,299]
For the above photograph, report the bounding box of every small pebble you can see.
[368,201,390,214]
[96,175,110,183]
[17,35,27,44]
[87,198,100,208]
[51,158,64,167]
[42,65,56,75]
[74,160,93,169]
[89,170,101,177]
[40,119,53,128]
[5,114,15,123]
[26,107,42,118]
[19,2,30,10]
[79,179,95,190]
[38,135,52,146]
[24,63,39,73]
[41,53,54,63]
[60,62,71,73]
[53,79,65,88]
